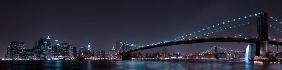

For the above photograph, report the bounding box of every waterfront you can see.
[0,61,282,70]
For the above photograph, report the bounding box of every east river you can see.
[0,60,281,70]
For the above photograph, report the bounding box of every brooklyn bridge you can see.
[115,12,282,60]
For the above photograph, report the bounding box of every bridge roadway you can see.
[120,37,282,55]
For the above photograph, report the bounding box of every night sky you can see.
[1,0,282,57]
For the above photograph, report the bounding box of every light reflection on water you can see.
[86,61,92,70]
[1,61,282,70]
[245,63,253,70]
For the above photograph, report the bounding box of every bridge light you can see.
[217,24,220,26]
[222,22,225,24]
[254,13,257,16]
[275,20,278,21]
[244,16,247,18]
[249,15,252,17]
[227,21,230,23]
[233,19,236,21]
[238,17,241,20]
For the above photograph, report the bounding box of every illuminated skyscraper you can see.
[5,41,25,60]
[61,43,75,60]
[78,47,86,56]
[85,43,92,58]
[87,43,91,51]
[33,35,52,60]
[51,39,62,60]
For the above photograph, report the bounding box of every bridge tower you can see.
[255,12,269,57]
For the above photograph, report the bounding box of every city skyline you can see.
[2,0,282,70]
[1,0,282,58]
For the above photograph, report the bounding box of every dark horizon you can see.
[1,0,282,58]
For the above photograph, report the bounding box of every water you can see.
[0,61,282,70]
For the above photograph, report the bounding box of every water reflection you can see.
[1,61,282,70]
[43,61,62,70]
[245,63,253,70]
[86,61,92,70]
[120,61,146,70]
[55,61,62,70]
[171,62,185,70]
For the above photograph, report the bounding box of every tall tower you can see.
[87,43,91,51]
[256,12,269,57]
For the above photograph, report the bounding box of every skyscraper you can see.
[86,43,93,58]
[61,43,75,60]
[33,35,52,60]
[51,39,62,60]
[87,43,91,51]
[5,41,25,60]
